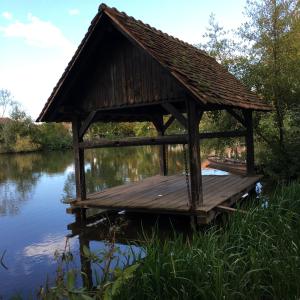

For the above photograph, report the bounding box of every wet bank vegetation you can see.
[0,99,72,153]
[40,181,300,299]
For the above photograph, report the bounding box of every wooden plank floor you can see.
[72,174,261,218]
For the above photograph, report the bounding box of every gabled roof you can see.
[37,3,271,122]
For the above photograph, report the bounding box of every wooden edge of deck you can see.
[69,174,262,224]
[198,179,259,224]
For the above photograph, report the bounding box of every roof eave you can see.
[36,11,105,122]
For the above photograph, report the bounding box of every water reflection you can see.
[0,146,215,298]
[62,146,186,201]
[67,210,192,289]
[0,151,73,216]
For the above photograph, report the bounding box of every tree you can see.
[240,0,300,146]
[0,89,16,117]
[236,0,300,180]
[197,14,245,155]
[198,14,238,71]
[198,1,300,180]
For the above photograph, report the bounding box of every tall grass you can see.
[116,182,300,299]
[41,182,300,299]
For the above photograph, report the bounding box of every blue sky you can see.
[0,0,247,119]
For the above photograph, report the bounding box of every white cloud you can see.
[68,8,80,16]
[0,13,75,55]
[0,13,77,119]
[2,11,12,20]
[23,234,76,258]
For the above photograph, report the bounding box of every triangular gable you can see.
[37,3,271,122]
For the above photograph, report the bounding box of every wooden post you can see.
[243,110,255,175]
[79,236,93,289]
[153,116,168,176]
[72,117,86,200]
[186,99,203,209]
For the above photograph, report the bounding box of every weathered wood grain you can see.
[71,174,261,222]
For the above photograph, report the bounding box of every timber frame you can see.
[37,4,271,218]
[70,100,256,211]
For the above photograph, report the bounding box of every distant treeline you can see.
[0,105,72,153]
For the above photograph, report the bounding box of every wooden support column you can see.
[79,236,93,289]
[243,110,255,175]
[72,117,86,200]
[186,100,203,209]
[153,116,168,176]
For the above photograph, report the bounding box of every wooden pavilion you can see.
[37,4,271,224]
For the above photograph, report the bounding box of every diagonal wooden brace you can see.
[79,111,97,139]
[161,103,187,129]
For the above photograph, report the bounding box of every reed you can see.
[41,182,300,299]
[117,182,300,299]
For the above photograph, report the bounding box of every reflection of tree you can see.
[0,150,74,216]
[0,183,28,215]
[62,146,187,200]
[62,173,76,202]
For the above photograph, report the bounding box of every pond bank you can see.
[42,181,300,299]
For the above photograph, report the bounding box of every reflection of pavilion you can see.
[67,210,192,289]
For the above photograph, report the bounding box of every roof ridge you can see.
[99,3,211,59]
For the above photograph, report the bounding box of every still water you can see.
[0,146,212,298]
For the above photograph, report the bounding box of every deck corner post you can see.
[243,110,255,175]
[153,116,168,176]
[72,116,86,200]
[186,99,203,209]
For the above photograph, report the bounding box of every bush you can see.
[36,123,72,150]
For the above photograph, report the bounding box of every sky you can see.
[0,0,247,120]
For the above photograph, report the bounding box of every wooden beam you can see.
[79,111,97,139]
[153,116,168,176]
[215,205,247,214]
[227,109,247,127]
[79,130,246,149]
[243,110,255,175]
[161,103,187,129]
[164,115,175,131]
[72,117,86,200]
[187,99,203,209]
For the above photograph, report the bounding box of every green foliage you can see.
[36,123,72,150]
[198,14,240,72]
[240,0,300,181]
[0,105,41,153]
[40,221,141,300]
[0,101,72,153]
[198,0,300,181]
[86,121,158,139]
[87,122,136,139]
[40,182,300,299]
[116,181,300,299]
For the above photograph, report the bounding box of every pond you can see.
[0,147,225,298]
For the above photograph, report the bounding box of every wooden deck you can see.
[71,174,261,224]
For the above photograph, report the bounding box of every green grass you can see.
[115,182,300,299]
[42,182,300,299]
